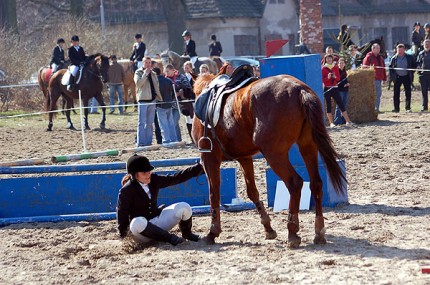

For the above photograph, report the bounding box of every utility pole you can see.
[100,0,105,34]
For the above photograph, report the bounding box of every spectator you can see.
[334,58,351,125]
[296,37,311,55]
[337,24,355,51]
[153,67,177,144]
[208,34,223,57]
[134,56,163,147]
[348,45,360,70]
[108,55,125,115]
[362,43,387,113]
[183,61,197,139]
[199,64,210,75]
[117,154,204,245]
[389,43,415,113]
[425,23,430,41]
[416,39,430,112]
[130,34,146,70]
[321,46,339,65]
[165,64,194,142]
[322,54,354,127]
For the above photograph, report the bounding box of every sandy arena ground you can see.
[0,89,429,284]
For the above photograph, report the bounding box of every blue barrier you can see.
[0,158,252,226]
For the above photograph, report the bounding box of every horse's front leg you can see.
[95,93,106,129]
[83,99,90,130]
[237,157,277,240]
[201,154,222,244]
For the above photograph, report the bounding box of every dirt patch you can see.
[0,90,429,284]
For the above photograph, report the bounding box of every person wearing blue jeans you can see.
[108,55,125,114]
[153,67,177,144]
[134,57,162,147]
[334,58,350,125]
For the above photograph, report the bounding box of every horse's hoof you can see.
[85,126,91,130]
[265,229,277,240]
[67,126,76,130]
[100,123,105,130]
[313,234,327,245]
[202,234,216,245]
[287,234,301,249]
[46,128,52,132]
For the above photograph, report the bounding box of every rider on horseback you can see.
[68,35,87,91]
[50,38,65,73]
[182,30,198,67]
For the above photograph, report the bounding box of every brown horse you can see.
[192,66,346,247]
[160,50,219,74]
[117,59,137,110]
[46,53,110,131]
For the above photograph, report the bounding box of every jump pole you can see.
[78,90,87,152]
[51,149,120,163]
[0,158,45,167]
[121,145,161,154]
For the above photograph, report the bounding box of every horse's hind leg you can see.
[64,95,76,130]
[237,156,277,240]
[297,126,326,245]
[263,151,304,248]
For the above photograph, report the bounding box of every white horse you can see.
[160,50,222,74]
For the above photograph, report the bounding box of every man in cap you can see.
[130,33,146,70]
[117,154,204,245]
[68,35,87,91]
[50,38,66,73]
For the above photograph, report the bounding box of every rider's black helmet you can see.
[57,38,65,44]
[71,35,80,42]
[182,30,191,37]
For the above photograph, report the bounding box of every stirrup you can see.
[198,136,213,152]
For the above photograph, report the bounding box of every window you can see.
[234,35,259,56]
[323,28,340,51]
[392,27,408,46]
[269,0,285,3]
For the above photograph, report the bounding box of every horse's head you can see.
[87,54,110,83]
[160,50,172,67]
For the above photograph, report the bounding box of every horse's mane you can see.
[85,53,105,66]
[193,74,216,96]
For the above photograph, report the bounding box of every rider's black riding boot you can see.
[186,123,193,141]
[67,75,75,92]
[179,217,200,242]
[140,222,183,246]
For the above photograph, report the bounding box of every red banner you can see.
[265,39,289,57]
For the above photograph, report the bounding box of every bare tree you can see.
[160,0,186,54]
[0,0,18,32]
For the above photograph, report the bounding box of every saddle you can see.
[195,64,258,152]
[61,65,84,86]
[195,64,257,128]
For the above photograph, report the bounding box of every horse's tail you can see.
[45,77,57,119]
[300,89,346,194]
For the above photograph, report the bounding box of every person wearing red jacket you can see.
[322,55,354,127]
[362,43,387,112]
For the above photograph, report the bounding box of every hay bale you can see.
[346,69,378,123]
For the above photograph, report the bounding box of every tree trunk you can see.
[70,0,84,17]
[0,0,18,33]
[161,0,186,54]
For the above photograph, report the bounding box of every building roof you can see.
[90,0,265,25]
[322,0,430,16]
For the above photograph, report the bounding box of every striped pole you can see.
[51,149,119,163]
[121,145,161,154]
[0,158,45,167]
[162,141,186,148]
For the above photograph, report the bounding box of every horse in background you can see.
[38,61,76,114]
[191,66,346,247]
[356,36,387,66]
[45,53,110,131]
[160,50,219,74]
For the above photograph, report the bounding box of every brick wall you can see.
[299,0,324,54]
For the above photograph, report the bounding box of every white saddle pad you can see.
[61,71,71,86]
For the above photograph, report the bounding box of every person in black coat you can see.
[117,155,204,245]
[50,38,66,72]
[208,34,223,57]
[130,33,146,70]
[182,30,198,67]
[68,35,87,91]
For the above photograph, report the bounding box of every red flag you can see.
[266,39,289,57]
